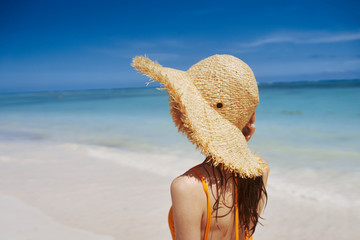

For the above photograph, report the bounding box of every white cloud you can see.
[241,31,360,47]
[302,32,360,44]
[253,58,360,77]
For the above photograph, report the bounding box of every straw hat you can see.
[132,54,267,178]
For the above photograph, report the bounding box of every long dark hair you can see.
[202,157,267,236]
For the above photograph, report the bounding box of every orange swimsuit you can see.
[168,168,253,240]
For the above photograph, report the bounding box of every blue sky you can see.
[0,0,359,92]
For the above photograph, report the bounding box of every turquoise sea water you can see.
[0,80,359,207]
[1,80,359,154]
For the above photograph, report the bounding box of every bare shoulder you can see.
[170,169,204,199]
[170,169,205,239]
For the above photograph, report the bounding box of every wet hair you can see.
[202,158,267,236]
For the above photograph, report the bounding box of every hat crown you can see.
[187,55,259,129]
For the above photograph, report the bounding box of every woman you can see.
[132,54,269,240]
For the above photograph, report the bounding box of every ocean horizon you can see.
[1,78,360,95]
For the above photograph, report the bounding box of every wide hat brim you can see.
[132,56,267,178]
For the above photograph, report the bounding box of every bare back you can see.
[170,162,268,240]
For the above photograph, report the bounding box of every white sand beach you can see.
[1,139,359,240]
[0,193,114,240]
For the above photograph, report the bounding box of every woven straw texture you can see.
[132,54,267,178]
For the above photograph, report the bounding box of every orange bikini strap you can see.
[192,168,211,240]
[235,178,253,240]
[235,178,239,240]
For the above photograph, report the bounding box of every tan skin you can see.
[170,113,269,240]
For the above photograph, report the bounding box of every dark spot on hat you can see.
[217,103,223,109]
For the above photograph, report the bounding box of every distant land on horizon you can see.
[1,78,359,95]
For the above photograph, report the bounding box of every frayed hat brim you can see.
[132,56,267,178]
